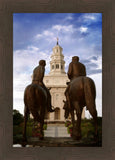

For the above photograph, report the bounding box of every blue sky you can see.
[13,13,102,118]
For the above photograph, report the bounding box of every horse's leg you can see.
[39,119,44,140]
[31,109,41,122]
[72,101,82,140]
[30,110,44,140]
[69,108,75,138]
[75,111,82,140]
[23,106,29,143]
[39,106,45,140]
[88,104,98,136]
[70,109,75,127]
[84,78,98,136]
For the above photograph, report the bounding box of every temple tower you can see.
[49,38,66,75]
[44,39,85,123]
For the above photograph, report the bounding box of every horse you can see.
[63,76,98,140]
[23,83,48,143]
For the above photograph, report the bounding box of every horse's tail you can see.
[84,77,97,116]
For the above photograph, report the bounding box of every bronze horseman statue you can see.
[32,60,54,112]
[65,56,86,111]
[63,56,98,140]
[23,60,54,143]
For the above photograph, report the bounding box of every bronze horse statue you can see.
[23,83,48,143]
[63,76,98,140]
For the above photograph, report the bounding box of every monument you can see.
[22,39,98,144]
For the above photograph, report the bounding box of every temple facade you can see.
[43,40,85,123]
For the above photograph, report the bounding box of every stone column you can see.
[51,91,55,121]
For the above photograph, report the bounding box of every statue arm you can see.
[32,66,45,82]
[84,66,86,76]
[67,63,73,79]
[81,65,86,76]
[39,66,45,82]
[79,63,86,76]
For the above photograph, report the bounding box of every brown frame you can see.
[0,0,115,159]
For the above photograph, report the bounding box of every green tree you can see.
[13,109,24,125]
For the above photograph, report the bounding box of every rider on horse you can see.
[64,56,86,112]
[32,60,54,112]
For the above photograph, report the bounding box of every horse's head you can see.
[63,100,70,119]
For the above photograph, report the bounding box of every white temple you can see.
[44,39,85,123]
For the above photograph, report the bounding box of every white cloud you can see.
[65,15,73,20]
[27,45,39,51]
[35,34,42,39]
[80,26,88,33]
[52,24,74,33]
[84,15,96,20]
[13,13,102,116]
[90,55,102,70]
[85,73,102,118]
[43,30,54,37]
[34,24,76,45]
[52,25,62,31]
[14,45,50,72]
[77,13,101,25]
[13,73,31,114]
[96,56,102,69]
[13,45,51,114]
[35,30,54,40]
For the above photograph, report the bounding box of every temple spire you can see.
[57,37,59,45]
[49,39,66,75]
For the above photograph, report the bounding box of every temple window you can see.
[52,65,54,69]
[56,64,59,69]
[54,108,60,120]
[61,65,63,69]
[56,94,59,100]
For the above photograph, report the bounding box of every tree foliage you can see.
[13,109,24,125]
